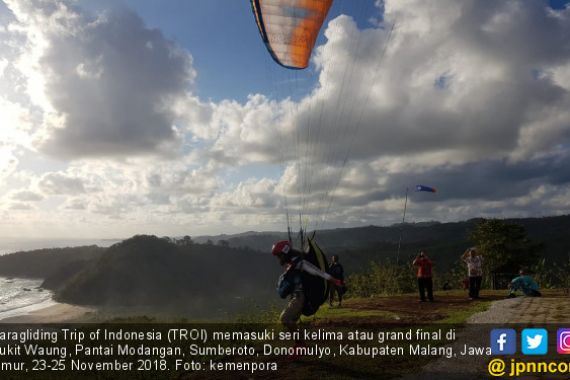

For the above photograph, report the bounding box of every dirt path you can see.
[399,291,570,380]
[468,293,570,324]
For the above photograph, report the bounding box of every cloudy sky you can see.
[1,0,569,239]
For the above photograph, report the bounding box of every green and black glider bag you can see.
[301,237,330,316]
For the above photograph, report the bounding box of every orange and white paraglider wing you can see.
[251,0,333,69]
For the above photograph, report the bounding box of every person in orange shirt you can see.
[413,250,434,302]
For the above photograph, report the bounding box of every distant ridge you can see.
[0,215,568,316]
[193,214,570,270]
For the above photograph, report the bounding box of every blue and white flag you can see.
[416,185,437,193]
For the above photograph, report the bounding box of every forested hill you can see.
[0,236,280,316]
[51,235,280,315]
[195,215,570,271]
[0,246,105,280]
[0,215,568,314]
[2,215,566,280]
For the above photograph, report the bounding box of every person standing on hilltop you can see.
[413,250,434,302]
[462,247,483,300]
[328,255,345,307]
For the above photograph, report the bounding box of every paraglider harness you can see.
[277,237,331,316]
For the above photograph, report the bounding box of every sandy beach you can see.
[0,303,94,323]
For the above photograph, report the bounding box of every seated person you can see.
[508,270,541,297]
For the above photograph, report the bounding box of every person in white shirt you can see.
[462,247,483,300]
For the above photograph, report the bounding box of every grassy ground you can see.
[179,290,504,380]
[73,290,570,379]
[304,289,501,325]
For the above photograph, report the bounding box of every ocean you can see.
[0,239,121,320]
[0,277,55,320]
[0,238,121,255]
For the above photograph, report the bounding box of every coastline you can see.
[0,276,95,323]
[0,302,94,323]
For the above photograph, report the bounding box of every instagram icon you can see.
[557,329,570,354]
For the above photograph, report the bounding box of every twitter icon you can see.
[522,328,548,355]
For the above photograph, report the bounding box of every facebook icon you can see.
[491,329,517,355]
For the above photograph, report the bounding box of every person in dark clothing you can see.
[272,240,342,331]
[413,250,434,302]
[329,255,345,307]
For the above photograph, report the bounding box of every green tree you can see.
[181,235,193,246]
[469,219,541,276]
[348,261,416,297]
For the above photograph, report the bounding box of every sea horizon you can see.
[0,238,122,255]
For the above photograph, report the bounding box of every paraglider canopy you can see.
[251,0,333,69]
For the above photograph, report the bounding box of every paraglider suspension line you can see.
[396,187,409,265]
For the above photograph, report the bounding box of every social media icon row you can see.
[558,329,570,354]
[489,328,570,355]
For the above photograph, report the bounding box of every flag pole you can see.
[396,187,409,265]
[286,208,292,244]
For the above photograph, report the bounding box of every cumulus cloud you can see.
[63,198,87,210]
[89,193,145,217]
[0,145,18,181]
[211,178,279,210]
[8,202,34,211]
[38,172,87,195]
[196,0,570,227]
[144,165,221,199]
[11,190,44,202]
[2,0,570,237]
[4,0,197,158]
[215,1,570,164]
